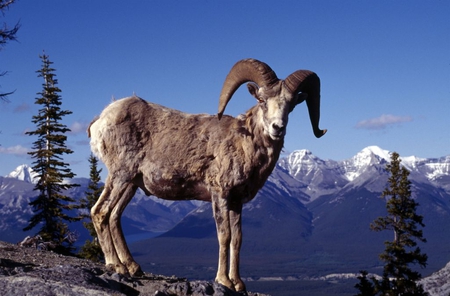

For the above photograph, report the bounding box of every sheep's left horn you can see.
[217,59,279,119]
[284,70,327,138]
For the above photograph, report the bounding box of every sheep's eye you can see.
[258,99,267,109]
[257,95,267,104]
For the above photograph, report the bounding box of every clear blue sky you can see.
[1,1,449,179]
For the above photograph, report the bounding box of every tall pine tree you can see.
[24,53,79,255]
[79,153,104,262]
[357,152,428,295]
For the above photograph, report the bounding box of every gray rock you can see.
[0,241,269,296]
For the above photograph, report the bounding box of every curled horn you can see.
[284,70,327,138]
[217,59,279,119]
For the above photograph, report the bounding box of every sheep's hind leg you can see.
[229,200,246,292]
[109,182,143,276]
[91,176,129,275]
[212,193,234,291]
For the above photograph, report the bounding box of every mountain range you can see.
[1,146,450,295]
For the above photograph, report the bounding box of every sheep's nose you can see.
[272,123,285,133]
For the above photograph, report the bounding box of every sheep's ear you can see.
[247,82,264,102]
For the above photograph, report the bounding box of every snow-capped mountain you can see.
[5,145,449,205]
[277,150,347,201]
[419,261,450,296]
[340,146,390,181]
[5,164,39,184]
[0,174,197,243]
[278,145,450,202]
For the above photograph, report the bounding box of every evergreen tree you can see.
[24,53,79,255]
[1,0,20,102]
[354,270,376,296]
[79,153,104,262]
[369,152,428,295]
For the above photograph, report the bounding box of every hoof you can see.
[215,277,235,291]
[106,263,129,276]
[232,279,246,293]
[128,262,144,277]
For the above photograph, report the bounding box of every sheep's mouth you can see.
[269,132,285,141]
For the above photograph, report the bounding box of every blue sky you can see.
[0,1,449,179]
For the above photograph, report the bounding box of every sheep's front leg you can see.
[229,200,246,292]
[212,193,234,290]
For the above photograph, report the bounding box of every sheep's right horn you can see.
[217,59,279,119]
[284,70,327,138]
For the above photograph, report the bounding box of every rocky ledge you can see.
[0,241,268,296]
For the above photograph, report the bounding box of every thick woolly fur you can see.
[90,96,285,204]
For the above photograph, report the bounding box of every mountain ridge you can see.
[5,146,449,195]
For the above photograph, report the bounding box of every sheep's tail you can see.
[87,116,103,160]
[87,116,99,138]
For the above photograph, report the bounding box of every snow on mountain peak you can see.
[281,149,321,177]
[5,164,38,184]
[360,146,391,160]
[288,149,313,162]
[342,146,390,182]
[279,146,450,193]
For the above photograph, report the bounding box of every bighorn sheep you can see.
[88,58,326,292]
